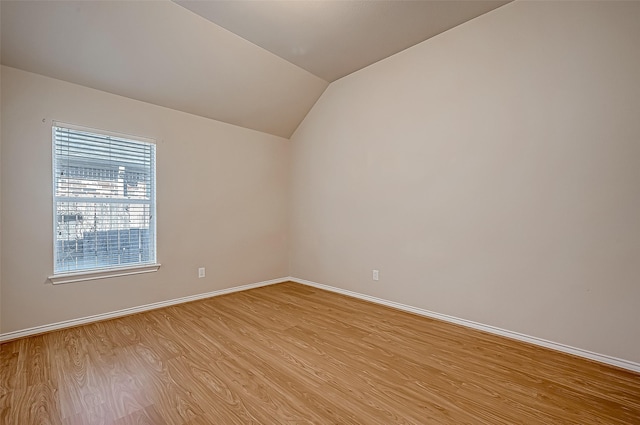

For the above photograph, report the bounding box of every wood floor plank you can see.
[1,281,639,424]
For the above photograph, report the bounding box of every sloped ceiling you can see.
[1,1,509,138]
[0,0,327,138]
[176,0,509,82]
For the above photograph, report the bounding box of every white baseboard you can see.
[289,277,640,374]
[4,275,639,373]
[0,277,288,342]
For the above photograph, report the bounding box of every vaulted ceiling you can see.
[1,1,509,138]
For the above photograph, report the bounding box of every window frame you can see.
[48,122,160,284]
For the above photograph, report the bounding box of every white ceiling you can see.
[176,1,509,82]
[1,1,509,138]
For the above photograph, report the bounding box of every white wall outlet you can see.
[372,269,379,281]
[198,267,206,278]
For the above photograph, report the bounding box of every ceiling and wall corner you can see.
[0,0,327,138]
[0,0,508,138]
[175,0,509,82]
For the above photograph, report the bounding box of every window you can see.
[51,122,158,283]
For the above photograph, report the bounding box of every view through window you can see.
[52,123,156,274]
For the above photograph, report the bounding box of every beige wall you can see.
[290,1,640,363]
[1,66,290,333]
[0,8,3,332]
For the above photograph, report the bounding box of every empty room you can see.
[1,0,639,424]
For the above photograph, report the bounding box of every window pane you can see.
[53,124,156,274]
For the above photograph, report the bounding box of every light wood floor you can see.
[1,282,639,424]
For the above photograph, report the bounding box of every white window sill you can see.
[48,263,161,285]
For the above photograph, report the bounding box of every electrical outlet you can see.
[372,269,379,281]
[198,267,205,278]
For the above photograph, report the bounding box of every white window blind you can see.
[52,123,156,275]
